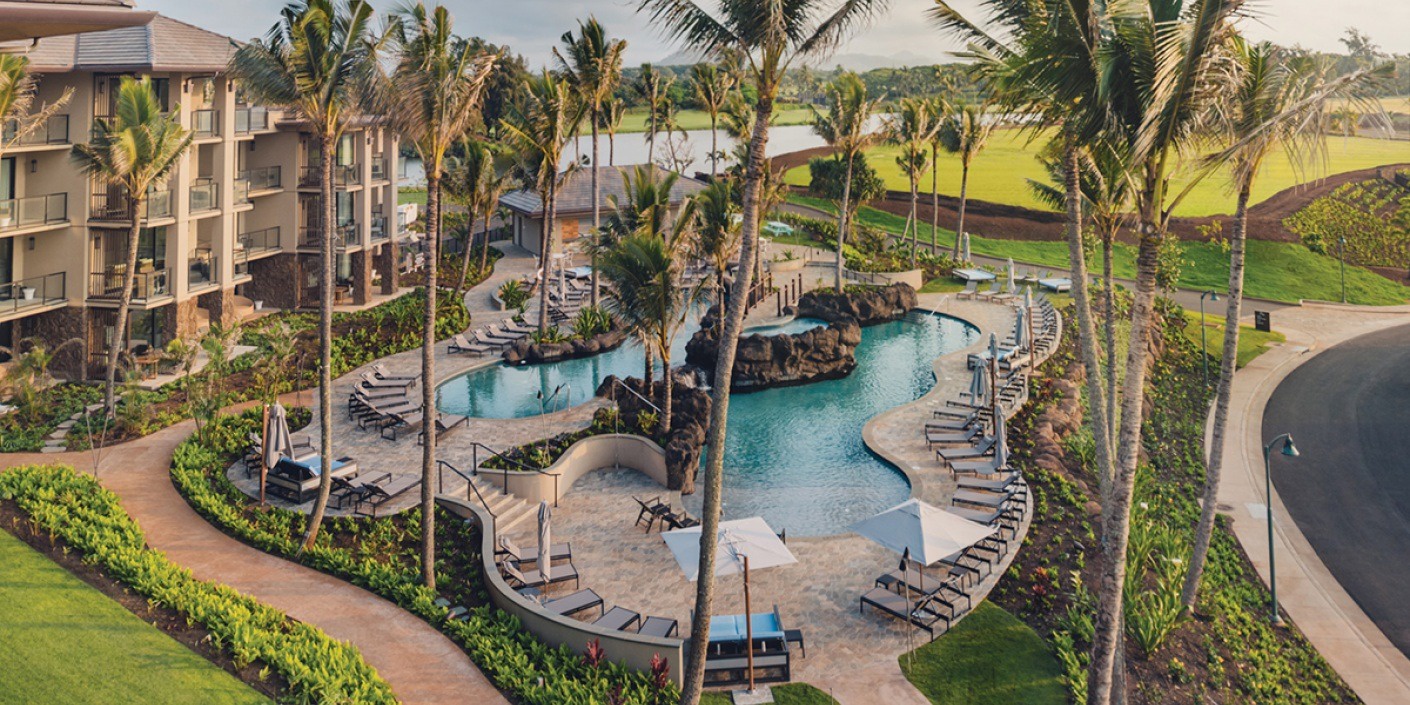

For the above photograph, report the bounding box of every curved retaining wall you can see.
[476,433,671,506]
[436,495,685,686]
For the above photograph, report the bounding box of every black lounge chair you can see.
[874,569,972,613]
[353,474,421,516]
[541,588,603,618]
[331,472,390,509]
[952,488,1018,510]
[593,606,641,631]
[949,456,1008,476]
[937,437,996,462]
[634,496,671,531]
[859,588,952,640]
[639,616,679,638]
[417,413,469,446]
[370,363,418,382]
[359,373,416,390]
[448,333,495,355]
[497,537,572,565]
[926,425,980,447]
[659,508,701,531]
[501,560,581,590]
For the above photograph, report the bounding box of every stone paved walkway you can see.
[0,420,506,705]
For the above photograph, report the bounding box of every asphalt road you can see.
[1264,322,1410,657]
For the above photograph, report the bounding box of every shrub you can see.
[572,306,614,339]
[499,279,530,312]
[807,152,887,206]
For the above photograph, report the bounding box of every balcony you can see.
[299,164,360,189]
[88,267,171,303]
[234,106,270,134]
[299,222,356,250]
[191,109,220,139]
[2,115,70,147]
[190,179,220,214]
[90,189,172,222]
[370,215,389,242]
[0,193,68,233]
[371,158,389,182]
[0,272,67,322]
[188,251,219,291]
[240,165,282,192]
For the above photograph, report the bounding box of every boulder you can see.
[686,317,862,391]
[502,324,629,365]
[795,282,918,327]
[595,372,711,495]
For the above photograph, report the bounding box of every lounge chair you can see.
[956,472,1023,493]
[925,425,980,447]
[357,401,418,429]
[501,318,535,335]
[448,333,495,355]
[417,413,469,445]
[634,496,671,531]
[949,456,1008,476]
[479,325,522,344]
[331,471,391,509]
[593,606,642,631]
[925,415,983,432]
[659,507,701,531]
[359,372,416,390]
[639,616,679,638]
[473,329,513,348]
[956,280,979,300]
[858,588,951,639]
[937,437,996,462]
[379,409,426,440]
[501,560,581,590]
[541,588,603,618]
[952,488,1017,510]
[874,568,972,613]
[370,363,418,382]
[497,536,572,565]
[353,474,422,516]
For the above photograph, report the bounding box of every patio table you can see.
[1038,277,1072,292]
[952,268,997,282]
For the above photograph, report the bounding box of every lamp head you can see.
[1282,436,1299,458]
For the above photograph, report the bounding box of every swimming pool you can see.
[741,317,828,336]
[437,310,978,535]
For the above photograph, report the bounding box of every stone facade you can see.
[502,323,630,365]
[20,306,88,380]
[351,250,373,305]
[245,254,300,311]
[197,288,239,329]
[170,298,203,340]
[796,282,919,326]
[686,308,863,391]
[377,242,399,295]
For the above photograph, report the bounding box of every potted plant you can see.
[20,285,35,300]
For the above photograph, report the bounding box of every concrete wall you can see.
[436,495,686,687]
[476,434,671,505]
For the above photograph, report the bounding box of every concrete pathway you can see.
[1214,301,1410,705]
[0,423,508,705]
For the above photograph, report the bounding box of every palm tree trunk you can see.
[661,346,673,433]
[681,91,774,705]
[1103,226,1117,449]
[420,171,441,589]
[835,154,854,292]
[609,129,616,167]
[930,145,940,254]
[451,204,477,304]
[104,192,143,414]
[648,101,657,165]
[591,115,602,308]
[953,162,969,259]
[1181,180,1251,609]
[709,112,719,178]
[303,135,337,550]
[538,181,556,333]
[909,182,919,266]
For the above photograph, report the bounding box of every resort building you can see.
[0,13,404,373]
[502,165,706,256]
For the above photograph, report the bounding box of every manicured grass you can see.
[784,129,1410,217]
[701,683,839,704]
[0,529,266,705]
[616,105,815,134]
[920,278,968,293]
[789,195,1410,305]
[1183,310,1287,368]
[399,187,427,206]
[900,603,1066,705]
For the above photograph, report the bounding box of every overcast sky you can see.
[146,0,1410,68]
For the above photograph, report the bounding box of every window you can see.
[0,237,12,286]
[336,192,354,226]
[0,157,13,199]
[337,134,355,166]
[130,308,167,349]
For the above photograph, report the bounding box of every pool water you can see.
[741,317,828,336]
[437,310,978,536]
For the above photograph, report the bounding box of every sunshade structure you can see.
[960,232,971,262]
[1006,258,1016,293]
[851,498,997,567]
[261,402,294,504]
[966,363,987,404]
[663,517,797,690]
[1012,301,1028,349]
[537,501,553,582]
[993,402,1009,469]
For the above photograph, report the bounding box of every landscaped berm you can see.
[2,1,1408,704]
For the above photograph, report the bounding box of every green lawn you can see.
[784,128,1410,217]
[617,105,815,134]
[920,278,968,293]
[701,683,839,704]
[0,529,266,705]
[789,195,1410,305]
[900,603,1066,705]
[399,187,427,206]
[1182,310,1287,368]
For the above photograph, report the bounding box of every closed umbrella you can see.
[961,232,971,262]
[1006,258,1016,293]
[1013,302,1027,349]
[537,501,552,583]
[967,363,987,404]
[993,402,1008,469]
[261,402,294,504]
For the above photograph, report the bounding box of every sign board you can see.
[1254,310,1271,333]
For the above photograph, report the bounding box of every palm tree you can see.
[598,165,680,387]
[1,54,73,158]
[502,71,586,333]
[602,95,625,166]
[556,18,627,308]
[72,77,191,415]
[229,0,379,550]
[445,139,512,302]
[384,2,494,588]
[693,180,741,324]
[635,0,890,699]
[690,62,735,177]
[812,72,883,290]
[925,94,951,252]
[886,97,937,264]
[635,63,668,164]
[936,102,992,260]
[1180,42,1389,610]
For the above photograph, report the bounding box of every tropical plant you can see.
[444,138,511,302]
[690,62,736,176]
[71,77,191,416]
[602,95,625,166]
[812,72,885,289]
[887,97,938,264]
[555,18,627,308]
[229,0,380,550]
[634,0,891,698]
[935,102,992,259]
[692,180,742,322]
[498,279,530,311]
[0,54,73,158]
[634,63,670,164]
[0,337,81,420]
[502,71,585,333]
[571,305,614,338]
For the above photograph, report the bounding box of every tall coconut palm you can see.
[555,18,627,308]
[690,62,735,176]
[385,2,495,589]
[1,55,73,158]
[886,97,936,264]
[812,72,883,290]
[925,94,950,253]
[636,0,892,699]
[635,63,668,164]
[229,0,379,550]
[693,180,741,324]
[1180,41,1390,610]
[502,71,586,333]
[598,165,680,387]
[445,139,512,301]
[602,95,625,166]
[936,102,992,259]
[72,77,190,415]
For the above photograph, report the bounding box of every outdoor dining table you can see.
[953,268,997,282]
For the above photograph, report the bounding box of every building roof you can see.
[0,0,152,43]
[25,13,237,73]
[501,165,708,218]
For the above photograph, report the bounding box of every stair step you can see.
[40,446,66,454]
[496,504,534,533]
[56,420,76,431]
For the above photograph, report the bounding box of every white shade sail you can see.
[662,517,797,582]
[851,498,997,566]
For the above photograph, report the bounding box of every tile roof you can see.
[501,165,708,218]
[26,13,238,73]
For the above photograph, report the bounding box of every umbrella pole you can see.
[259,404,269,505]
[1027,303,1035,375]
[744,555,754,692]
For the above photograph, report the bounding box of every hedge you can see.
[0,464,395,704]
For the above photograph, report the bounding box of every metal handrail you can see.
[437,459,496,519]
[467,440,561,506]
[605,375,661,415]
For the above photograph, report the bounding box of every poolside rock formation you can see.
[595,373,711,495]
[501,321,629,365]
[795,282,918,327]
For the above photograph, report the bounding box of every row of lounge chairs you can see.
[346,367,467,444]
[333,472,422,516]
[448,318,535,356]
[633,496,701,532]
[956,278,1026,303]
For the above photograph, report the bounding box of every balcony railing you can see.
[371,158,389,182]
[234,106,270,134]
[90,189,172,221]
[236,226,281,263]
[2,114,70,146]
[234,177,251,206]
[88,267,171,302]
[299,222,355,249]
[190,179,220,213]
[299,164,360,189]
[0,193,68,232]
[240,165,282,192]
[0,272,66,319]
[370,215,389,241]
[191,109,219,138]
[188,252,219,291]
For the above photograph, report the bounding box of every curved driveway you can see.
[1265,322,1410,657]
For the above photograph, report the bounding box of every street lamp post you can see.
[1338,236,1347,304]
[1263,433,1299,626]
[1199,290,1220,389]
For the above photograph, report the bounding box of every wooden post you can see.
[744,554,754,692]
[259,404,269,505]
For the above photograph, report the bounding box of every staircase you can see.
[450,468,537,534]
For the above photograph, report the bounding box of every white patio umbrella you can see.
[966,363,988,404]
[852,498,998,599]
[1006,258,1016,293]
[261,402,294,504]
[1012,301,1028,350]
[663,517,797,690]
[993,401,1009,469]
[961,232,971,262]
[537,501,553,583]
